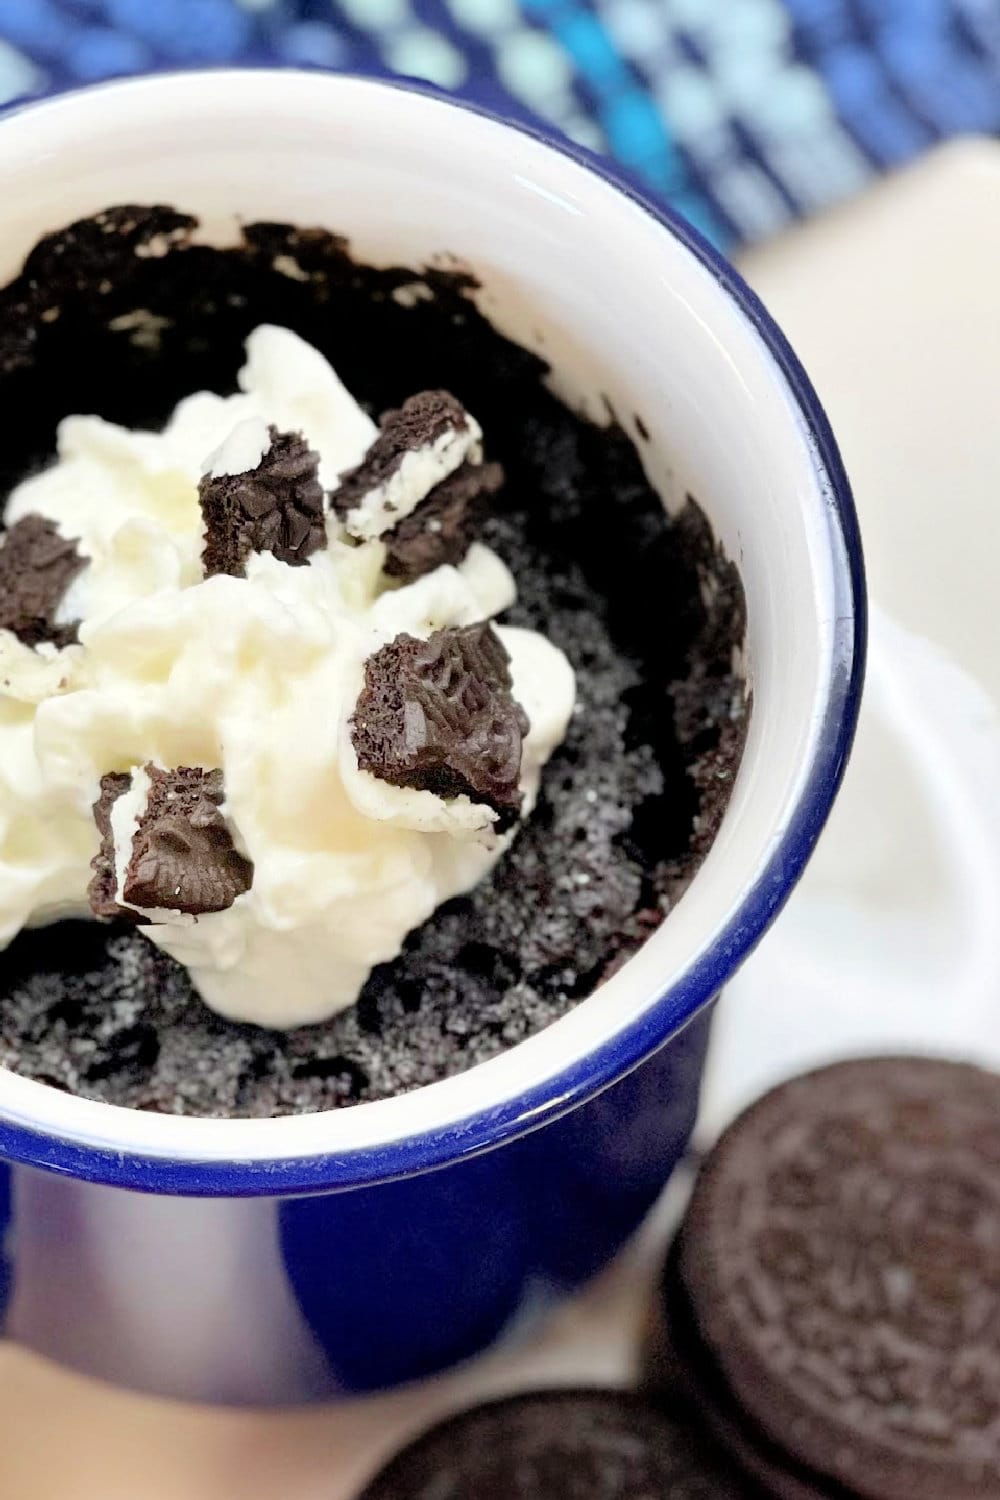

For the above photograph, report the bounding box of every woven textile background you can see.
[1,0,998,250]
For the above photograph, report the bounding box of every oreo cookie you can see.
[200,425,324,578]
[648,1057,1000,1500]
[89,765,253,919]
[0,514,86,648]
[356,1389,753,1499]
[382,459,504,582]
[332,389,477,532]
[351,622,528,830]
[334,388,501,579]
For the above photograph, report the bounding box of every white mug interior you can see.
[0,71,847,1169]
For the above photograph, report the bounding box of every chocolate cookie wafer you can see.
[356,1389,754,1500]
[381,459,504,582]
[200,425,324,578]
[332,389,480,541]
[0,514,86,648]
[648,1057,1000,1500]
[351,621,529,830]
[88,765,253,920]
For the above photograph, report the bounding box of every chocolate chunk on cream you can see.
[0,515,86,648]
[383,460,504,583]
[89,765,253,920]
[88,771,134,920]
[351,622,529,831]
[200,423,325,578]
[332,390,482,542]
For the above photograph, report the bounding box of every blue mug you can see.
[0,71,863,1403]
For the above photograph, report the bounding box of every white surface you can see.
[701,138,1000,1135]
[0,132,992,1500]
[0,71,843,1166]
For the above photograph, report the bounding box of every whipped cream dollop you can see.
[0,326,575,1027]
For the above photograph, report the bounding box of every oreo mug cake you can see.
[0,73,862,1403]
[0,220,744,1117]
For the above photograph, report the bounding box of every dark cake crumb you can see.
[0,209,747,1117]
[200,425,324,578]
[0,514,86,649]
[382,460,504,581]
[351,623,528,831]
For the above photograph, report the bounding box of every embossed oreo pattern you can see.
[357,1389,753,1499]
[123,766,254,916]
[88,765,254,919]
[679,1057,1000,1500]
[352,622,529,830]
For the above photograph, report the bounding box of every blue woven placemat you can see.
[1,0,998,250]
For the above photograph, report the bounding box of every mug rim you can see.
[0,69,866,1195]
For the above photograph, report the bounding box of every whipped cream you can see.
[0,326,575,1027]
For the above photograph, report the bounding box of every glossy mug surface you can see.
[0,72,864,1403]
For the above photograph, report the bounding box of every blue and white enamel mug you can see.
[0,70,863,1404]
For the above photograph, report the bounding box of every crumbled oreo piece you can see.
[120,766,251,916]
[351,622,529,830]
[88,772,134,920]
[331,389,473,525]
[382,459,504,582]
[200,426,324,578]
[0,515,86,648]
